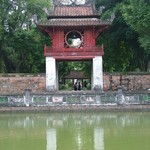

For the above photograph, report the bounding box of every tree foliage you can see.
[95,0,150,71]
[0,0,50,73]
[120,0,150,70]
[0,0,149,74]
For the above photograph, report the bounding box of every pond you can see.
[0,112,150,150]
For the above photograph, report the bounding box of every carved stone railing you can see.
[0,91,149,107]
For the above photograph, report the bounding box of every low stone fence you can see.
[0,90,149,107]
[0,72,149,95]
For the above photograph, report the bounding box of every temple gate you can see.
[37,0,110,91]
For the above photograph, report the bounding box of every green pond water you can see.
[0,112,150,150]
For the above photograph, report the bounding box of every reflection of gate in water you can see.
[46,128,104,150]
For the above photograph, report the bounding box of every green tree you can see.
[95,0,149,71]
[120,0,150,71]
[0,0,51,73]
[58,61,91,82]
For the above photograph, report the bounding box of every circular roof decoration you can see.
[65,30,83,48]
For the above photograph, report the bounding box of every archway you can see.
[57,61,91,91]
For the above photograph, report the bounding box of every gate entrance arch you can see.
[57,60,91,90]
[37,0,110,91]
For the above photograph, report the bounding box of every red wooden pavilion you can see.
[37,0,110,91]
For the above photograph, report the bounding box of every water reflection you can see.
[46,128,104,150]
[3,113,148,129]
[0,112,150,150]
[94,128,104,150]
[47,129,56,150]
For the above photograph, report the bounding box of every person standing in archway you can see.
[78,82,81,91]
[74,82,78,91]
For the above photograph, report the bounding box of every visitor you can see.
[73,82,78,91]
[84,81,87,88]
[78,82,81,91]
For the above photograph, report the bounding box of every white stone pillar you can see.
[92,56,103,91]
[46,57,56,91]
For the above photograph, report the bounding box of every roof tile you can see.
[39,18,110,27]
[52,6,96,16]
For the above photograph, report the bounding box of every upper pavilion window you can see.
[64,30,84,48]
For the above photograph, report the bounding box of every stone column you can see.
[24,89,31,106]
[46,57,56,91]
[92,56,103,91]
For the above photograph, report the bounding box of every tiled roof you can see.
[38,18,110,27]
[38,4,111,27]
[53,6,96,16]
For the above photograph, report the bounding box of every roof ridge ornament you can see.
[53,0,93,6]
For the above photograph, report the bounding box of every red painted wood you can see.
[44,45,104,59]
[43,26,107,60]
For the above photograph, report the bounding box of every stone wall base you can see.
[0,73,149,95]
